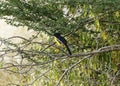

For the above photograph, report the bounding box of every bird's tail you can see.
[65,44,72,55]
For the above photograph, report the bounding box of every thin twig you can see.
[55,55,92,86]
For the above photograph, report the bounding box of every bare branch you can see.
[55,45,120,86]
[71,45,120,57]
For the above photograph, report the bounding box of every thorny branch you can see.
[0,36,120,85]
[55,45,120,86]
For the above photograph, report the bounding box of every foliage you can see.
[0,0,120,86]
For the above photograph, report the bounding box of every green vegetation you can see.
[0,0,120,86]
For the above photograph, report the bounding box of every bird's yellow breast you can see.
[54,37,63,46]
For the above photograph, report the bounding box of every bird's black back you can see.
[54,33,67,45]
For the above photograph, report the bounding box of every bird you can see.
[54,33,72,55]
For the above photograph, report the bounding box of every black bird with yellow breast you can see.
[54,33,72,55]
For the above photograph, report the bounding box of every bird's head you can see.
[54,33,61,37]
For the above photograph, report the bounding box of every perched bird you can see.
[54,33,72,55]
